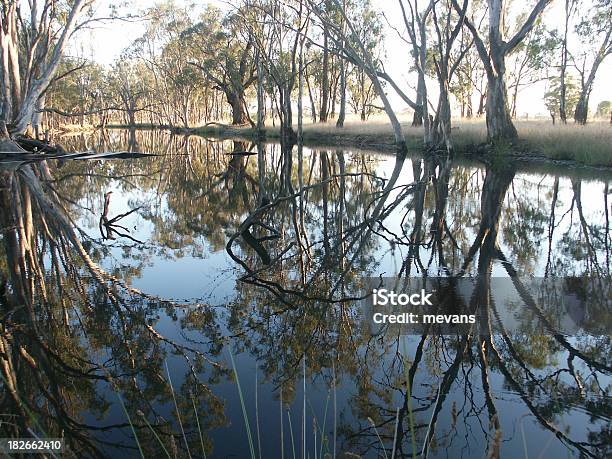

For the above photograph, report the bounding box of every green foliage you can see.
[183,6,252,87]
[509,20,560,72]
[506,19,561,116]
[595,100,611,117]
[46,58,106,117]
[346,0,384,120]
[544,76,580,118]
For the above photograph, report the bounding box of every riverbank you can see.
[182,118,612,169]
[100,117,612,170]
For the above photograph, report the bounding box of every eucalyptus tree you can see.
[455,0,553,141]
[347,65,378,120]
[239,0,306,145]
[595,100,611,118]
[446,0,487,120]
[450,21,488,119]
[397,0,434,139]
[127,1,208,127]
[397,0,469,149]
[107,60,152,126]
[328,0,466,149]
[544,76,580,124]
[427,0,469,149]
[41,57,107,128]
[0,0,95,139]
[159,35,207,127]
[559,0,579,123]
[345,0,384,121]
[572,0,612,124]
[186,7,257,126]
[39,59,155,129]
[336,0,348,127]
[308,0,417,151]
[319,1,332,122]
[506,21,559,118]
[314,1,349,124]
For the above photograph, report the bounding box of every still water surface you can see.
[0,129,609,458]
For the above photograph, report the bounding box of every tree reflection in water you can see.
[0,129,609,458]
[0,159,226,457]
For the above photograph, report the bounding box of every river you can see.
[0,128,609,458]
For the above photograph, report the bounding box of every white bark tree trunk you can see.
[1,0,89,137]
[456,0,551,142]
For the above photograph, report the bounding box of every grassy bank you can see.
[189,116,612,168]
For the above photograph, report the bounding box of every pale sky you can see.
[78,0,611,117]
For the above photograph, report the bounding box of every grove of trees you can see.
[1,0,611,153]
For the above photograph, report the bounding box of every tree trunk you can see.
[466,96,473,118]
[412,80,424,127]
[574,93,589,125]
[127,109,136,127]
[256,55,265,133]
[0,122,25,153]
[511,84,519,119]
[280,86,297,147]
[298,33,304,141]
[559,64,567,123]
[572,57,603,125]
[32,96,46,138]
[227,90,248,125]
[365,68,406,151]
[336,54,346,128]
[417,23,432,144]
[1,0,88,136]
[305,72,317,123]
[559,0,576,124]
[459,0,551,143]
[485,74,518,141]
[477,92,486,116]
[330,66,337,118]
[320,28,330,123]
[435,81,452,151]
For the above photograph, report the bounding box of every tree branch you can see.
[505,0,553,54]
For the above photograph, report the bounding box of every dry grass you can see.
[302,115,612,166]
[515,120,612,166]
[193,114,612,167]
[54,123,97,133]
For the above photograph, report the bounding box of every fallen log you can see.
[0,145,157,163]
[15,136,65,154]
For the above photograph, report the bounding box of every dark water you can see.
[0,129,610,458]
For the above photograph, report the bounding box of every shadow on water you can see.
[0,129,609,458]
